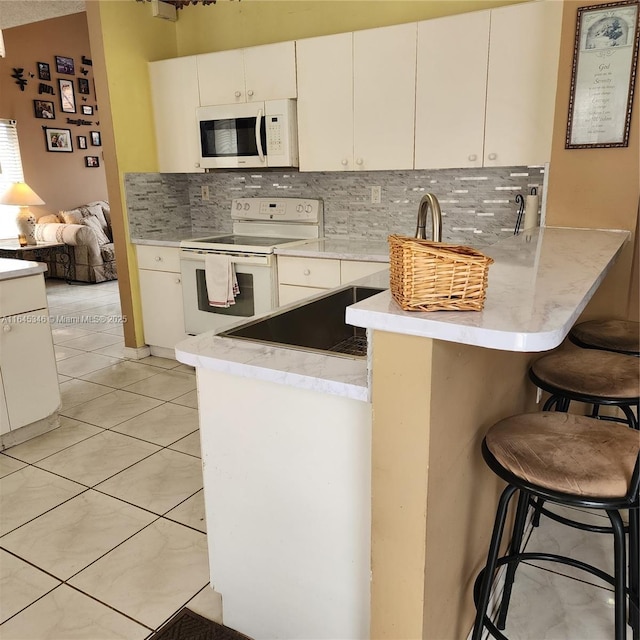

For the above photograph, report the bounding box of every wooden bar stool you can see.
[529,349,639,430]
[471,412,640,640]
[569,319,640,356]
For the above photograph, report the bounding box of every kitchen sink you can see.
[220,286,384,358]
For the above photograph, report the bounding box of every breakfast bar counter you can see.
[176,225,630,640]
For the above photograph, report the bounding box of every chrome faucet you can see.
[415,193,442,242]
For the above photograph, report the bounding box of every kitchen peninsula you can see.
[176,226,629,640]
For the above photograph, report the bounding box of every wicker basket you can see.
[388,235,494,312]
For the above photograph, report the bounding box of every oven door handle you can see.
[180,251,272,267]
[255,109,265,164]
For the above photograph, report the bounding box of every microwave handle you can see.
[255,109,265,163]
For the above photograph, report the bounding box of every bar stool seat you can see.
[570,319,640,356]
[472,412,640,640]
[529,349,639,429]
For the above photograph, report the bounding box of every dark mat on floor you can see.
[151,608,254,640]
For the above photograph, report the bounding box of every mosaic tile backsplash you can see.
[125,166,546,247]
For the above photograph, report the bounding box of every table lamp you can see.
[0,182,45,246]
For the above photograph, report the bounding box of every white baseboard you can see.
[123,345,151,360]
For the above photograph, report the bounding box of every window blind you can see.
[0,119,25,239]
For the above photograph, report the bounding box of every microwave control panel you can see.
[266,116,283,154]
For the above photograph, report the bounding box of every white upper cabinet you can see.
[415,11,490,169]
[296,32,354,172]
[198,41,297,106]
[415,1,562,169]
[484,0,563,167]
[149,55,203,173]
[352,23,417,171]
[297,23,417,172]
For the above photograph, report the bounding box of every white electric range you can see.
[180,197,323,335]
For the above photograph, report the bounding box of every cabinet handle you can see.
[247,90,254,97]
[3,325,11,333]
[468,154,477,162]
[155,256,163,262]
[234,90,242,98]
[488,153,497,161]
[341,159,348,166]
[303,269,311,276]
[356,158,363,166]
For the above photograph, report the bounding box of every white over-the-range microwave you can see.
[196,99,299,169]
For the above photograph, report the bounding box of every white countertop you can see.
[275,237,390,262]
[346,227,629,352]
[0,257,47,281]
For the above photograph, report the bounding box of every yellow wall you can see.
[545,0,639,322]
[174,0,526,55]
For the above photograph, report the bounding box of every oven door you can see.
[180,250,277,335]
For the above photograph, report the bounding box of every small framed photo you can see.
[44,127,73,152]
[82,105,94,116]
[90,131,101,146]
[85,156,100,168]
[33,99,55,119]
[77,77,90,95]
[55,55,75,75]
[58,78,76,113]
[37,62,50,81]
[77,135,87,149]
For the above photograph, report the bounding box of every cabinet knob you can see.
[303,269,311,276]
[234,90,242,98]
[356,158,363,166]
[468,154,477,162]
[175,277,181,284]
[247,90,254,97]
[155,256,163,262]
[341,159,348,166]
[3,325,11,333]
[488,153,497,161]
[195,162,200,168]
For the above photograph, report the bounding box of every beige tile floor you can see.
[0,279,632,639]
[1,279,221,639]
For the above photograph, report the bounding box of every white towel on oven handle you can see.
[205,254,240,308]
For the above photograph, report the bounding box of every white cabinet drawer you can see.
[340,260,387,284]
[136,245,181,272]
[278,284,328,306]
[277,256,340,288]
[0,275,47,317]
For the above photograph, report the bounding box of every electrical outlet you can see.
[371,186,381,204]
[201,185,210,201]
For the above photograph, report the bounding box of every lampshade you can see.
[0,182,45,206]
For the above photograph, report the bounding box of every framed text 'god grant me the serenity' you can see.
[566,0,639,148]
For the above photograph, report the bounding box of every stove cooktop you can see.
[187,235,303,247]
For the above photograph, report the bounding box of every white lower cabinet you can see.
[0,274,60,435]
[136,246,188,351]
[277,256,387,305]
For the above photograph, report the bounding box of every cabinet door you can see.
[139,269,188,349]
[296,32,354,171]
[415,11,489,169]
[484,0,562,167]
[149,56,203,173]
[1,310,60,430]
[198,49,246,105]
[353,23,417,170]
[278,284,328,307]
[243,41,297,102]
[0,369,10,435]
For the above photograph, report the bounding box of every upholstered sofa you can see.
[34,201,117,283]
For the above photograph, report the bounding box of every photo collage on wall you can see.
[30,54,102,168]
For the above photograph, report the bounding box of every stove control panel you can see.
[231,198,323,224]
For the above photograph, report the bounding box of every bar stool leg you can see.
[607,509,627,640]
[472,485,518,640]
[629,507,639,640]
[496,490,530,630]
